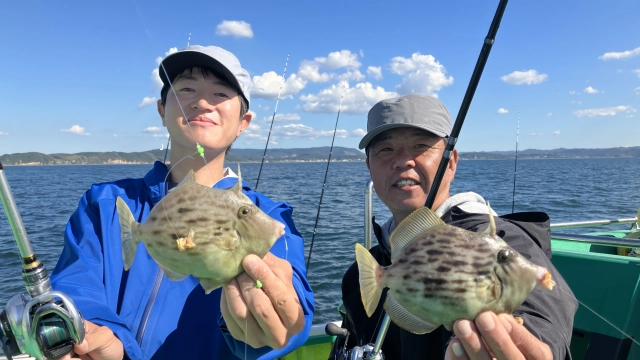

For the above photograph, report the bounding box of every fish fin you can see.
[482,202,497,236]
[355,243,383,317]
[156,261,188,281]
[176,170,196,189]
[200,278,224,294]
[390,207,444,262]
[384,292,439,334]
[116,197,140,271]
[230,163,243,194]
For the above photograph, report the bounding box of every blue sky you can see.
[1,0,638,155]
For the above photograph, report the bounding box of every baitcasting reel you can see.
[326,323,384,360]
[0,162,85,359]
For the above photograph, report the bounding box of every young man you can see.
[331,94,577,359]
[51,45,314,360]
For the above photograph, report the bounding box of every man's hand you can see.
[220,252,305,350]
[60,320,124,360]
[445,312,552,360]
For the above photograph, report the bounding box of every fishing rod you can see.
[255,53,290,190]
[0,162,85,360]
[306,58,354,271]
[512,110,520,213]
[329,1,511,358]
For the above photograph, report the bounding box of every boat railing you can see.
[550,218,638,230]
[364,180,374,250]
[551,232,640,248]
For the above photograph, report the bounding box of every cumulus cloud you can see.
[313,50,361,70]
[500,70,548,85]
[635,87,640,95]
[497,108,509,114]
[273,123,348,139]
[261,113,301,123]
[300,80,397,115]
[367,66,382,80]
[143,127,168,138]
[215,20,253,38]
[390,53,454,96]
[251,72,306,100]
[61,125,90,136]
[297,61,332,83]
[138,97,157,108]
[573,105,636,117]
[0,132,7,136]
[552,130,561,135]
[546,113,553,117]
[633,69,640,78]
[352,128,366,137]
[152,47,179,90]
[584,86,600,94]
[598,46,640,60]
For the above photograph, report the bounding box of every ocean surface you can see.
[0,158,639,329]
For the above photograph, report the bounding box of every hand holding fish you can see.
[220,252,305,350]
[445,312,552,360]
[59,320,124,360]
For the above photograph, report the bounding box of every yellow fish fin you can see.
[355,243,383,318]
[116,197,140,271]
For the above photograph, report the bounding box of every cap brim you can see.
[358,123,448,149]
[159,51,243,99]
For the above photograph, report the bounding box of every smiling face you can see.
[366,127,458,223]
[157,67,251,161]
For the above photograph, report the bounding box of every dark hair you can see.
[160,66,248,154]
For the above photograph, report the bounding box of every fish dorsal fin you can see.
[384,292,439,334]
[230,163,242,195]
[175,170,196,190]
[156,261,188,281]
[482,202,496,236]
[390,207,444,262]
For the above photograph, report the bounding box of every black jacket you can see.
[330,206,577,360]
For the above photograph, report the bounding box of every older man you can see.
[332,94,577,360]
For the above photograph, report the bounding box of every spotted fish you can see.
[116,166,286,294]
[356,204,555,333]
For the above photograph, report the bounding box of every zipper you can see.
[135,268,163,346]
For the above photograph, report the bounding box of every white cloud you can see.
[300,80,397,115]
[352,128,366,137]
[598,47,640,60]
[569,90,576,95]
[61,125,90,136]
[635,87,640,95]
[359,50,365,58]
[215,20,253,39]
[297,61,332,83]
[0,132,7,136]
[344,69,365,82]
[251,72,307,100]
[497,108,509,114]
[156,48,178,65]
[257,104,270,112]
[552,130,561,135]
[571,100,582,104]
[633,69,640,78]
[390,53,454,96]
[143,127,163,133]
[573,105,636,117]
[314,50,361,70]
[138,97,157,108]
[546,113,553,117]
[527,133,543,136]
[261,113,301,123]
[273,123,348,139]
[152,47,179,90]
[367,66,382,80]
[583,86,600,94]
[500,70,548,85]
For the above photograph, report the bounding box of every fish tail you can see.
[355,243,383,317]
[116,197,140,270]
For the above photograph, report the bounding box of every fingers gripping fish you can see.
[356,203,555,334]
[116,165,286,294]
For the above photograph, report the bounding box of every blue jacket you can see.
[51,161,314,359]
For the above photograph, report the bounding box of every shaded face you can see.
[366,127,457,221]
[158,68,250,156]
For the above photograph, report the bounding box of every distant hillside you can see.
[1,146,638,165]
[0,147,366,165]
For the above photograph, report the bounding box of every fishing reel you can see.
[326,323,384,360]
[1,288,85,359]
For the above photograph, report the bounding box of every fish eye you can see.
[497,249,511,263]
[238,206,252,218]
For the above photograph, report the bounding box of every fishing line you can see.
[511,109,519,213]
[306,56,355,271]
[255,53,290,190]
[577,299,640,348]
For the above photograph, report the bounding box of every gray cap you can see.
[358,94,452,149]
[159,45,252,106]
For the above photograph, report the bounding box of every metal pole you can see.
[0,163,35,260]
[365,180,374,250]
[550,218,638,230]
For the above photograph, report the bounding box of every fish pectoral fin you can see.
[216,231,241,251]
[200,278,224,294]
[384,292,439,334]
[176,229,196,251]
[156,262,188,281]
[389,207,444,262]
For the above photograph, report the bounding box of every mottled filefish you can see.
[116,165,285,294]
[356,203,555,333]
